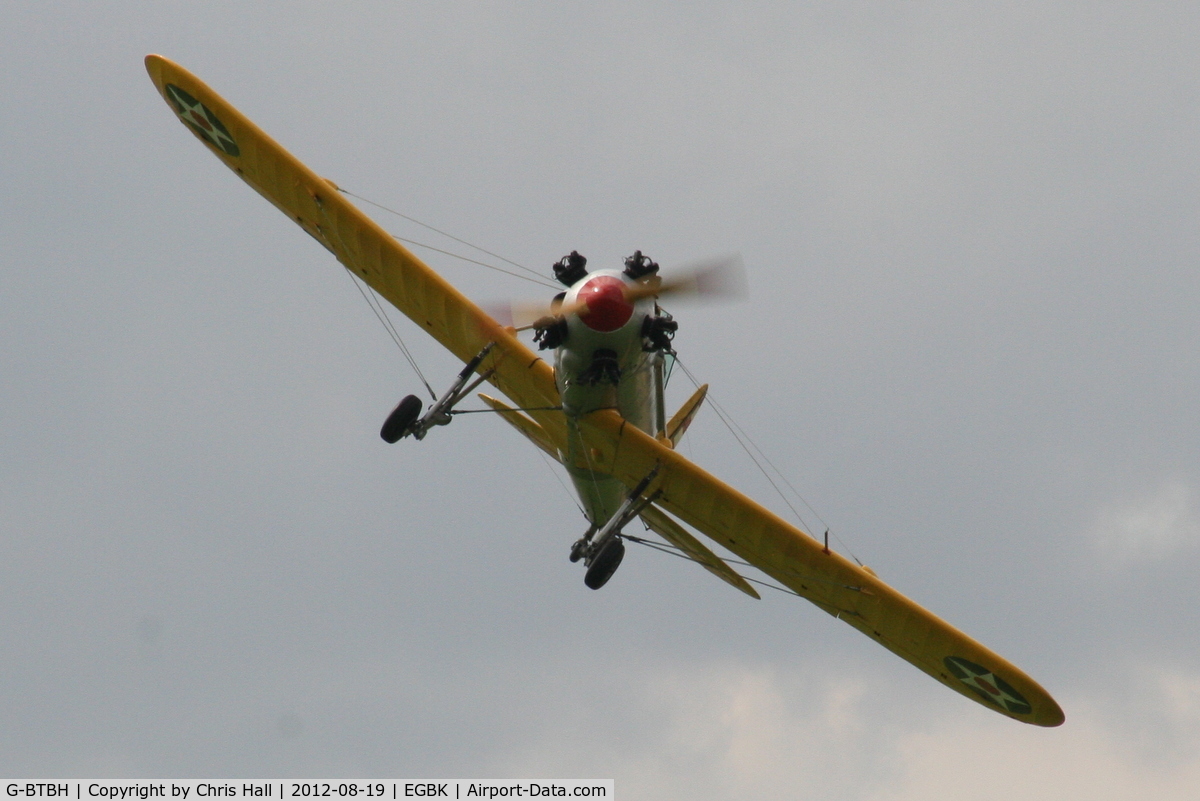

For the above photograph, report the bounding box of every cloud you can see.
[496,659,1200,801]
[496,660,885,801]
[7,1,1200,790]
[874,661,1200,801]
[1092,480,1200,562]
[873,708,1200,801]
[1158,669,1200,728]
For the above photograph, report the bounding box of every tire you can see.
[380,395,423,443]
[584,536,625,590]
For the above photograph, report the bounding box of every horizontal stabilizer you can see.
[479,394,560,462]
[665,383,707,446]
[639,504,760,599]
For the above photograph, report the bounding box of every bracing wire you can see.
[339,188,577,511]
[328,185,563,400]
[682,360,830,532]
[310,184,440,400]
[674,357,864,566]
[449,406,563,415]
[620,534,860,599]
[534,449,588,519]
[673,359,812,531]
[341,266,437,400]
[338,188,558,288]
[392,235,558,289]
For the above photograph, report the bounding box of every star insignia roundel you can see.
[944,656,1033,715]
[165,84,240,157]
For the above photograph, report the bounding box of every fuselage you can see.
[552,269,668,527]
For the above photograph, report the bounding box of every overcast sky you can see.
[4,2,1200,798]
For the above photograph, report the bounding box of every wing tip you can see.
[1034,701,1066,727]
[144,53,167,75]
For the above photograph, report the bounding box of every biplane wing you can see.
[146,55,1063,727]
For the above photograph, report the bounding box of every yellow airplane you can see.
[145,54,1064,727]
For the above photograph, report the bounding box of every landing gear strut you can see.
[571,466,661,590]
[380,342,495,442]
[569,524,595,563]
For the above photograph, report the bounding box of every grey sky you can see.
[3,2,1200,797]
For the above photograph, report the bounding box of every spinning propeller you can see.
[498,254,747,331]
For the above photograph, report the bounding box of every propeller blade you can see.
[506,296,577,329]
[625,254,747,304]
[497,254,746,330]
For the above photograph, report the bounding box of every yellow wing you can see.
[148,55,1062,727]
[567,409,1064,726]
[144,54,567,448]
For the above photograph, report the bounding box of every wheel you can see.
[584,536,625,590]
[380,394,423,443]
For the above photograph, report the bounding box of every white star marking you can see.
[168,87,235,153]
[958,669,1028,711]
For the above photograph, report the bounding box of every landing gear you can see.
[584,536,626,589]
[570,524,626,589]
[569,523,597,563]
[380,395,423,443]
[571,466,661,590]
[569,538,587,563]
[379,342,495,443]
